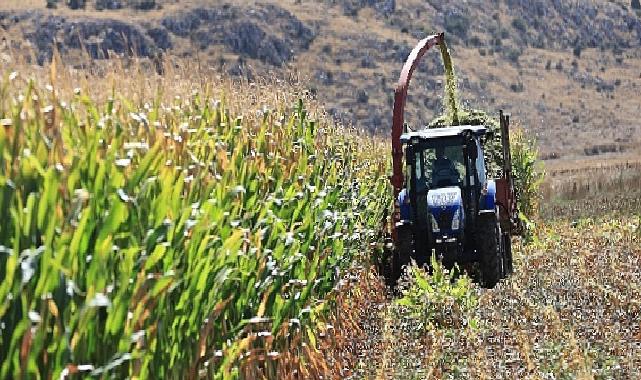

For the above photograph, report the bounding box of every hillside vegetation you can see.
[1,0,640,160]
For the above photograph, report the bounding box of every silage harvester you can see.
[388,33,521,288]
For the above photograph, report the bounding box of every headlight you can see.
[430,213,440,232]
[451,209,460,230]
[430,192,458,207]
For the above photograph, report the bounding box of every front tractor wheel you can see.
[478,210,504,288]
[391,223,413,285]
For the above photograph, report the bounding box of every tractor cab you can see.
[397,126,493,266]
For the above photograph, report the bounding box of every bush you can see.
[94,0,123,10]
[510,82,525,92]
[129,0,155,10]
[506,48,522,64]
[573,45,582,58]
[66,0,85,9]
[356,88,369,103]
[444,12,470,39]
[512,18,527,33]
[632,0,641,10]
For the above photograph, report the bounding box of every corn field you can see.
[0,69,390,378]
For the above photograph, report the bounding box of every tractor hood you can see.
[427,187,464,234]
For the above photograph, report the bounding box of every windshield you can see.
[418,144,466,189]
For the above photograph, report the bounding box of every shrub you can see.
[573,45,582,58]
[511,18,527,33]
[66,0,85,9]
[94,0,123,10]
[506,48,522,64]
[356,88,369,103]
[129,0,155,10]
[444,12,470,39]
[510,82,525,92]
[632,0,641,10]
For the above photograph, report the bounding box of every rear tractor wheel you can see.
[478,210,504,288]
[391,223,413,285]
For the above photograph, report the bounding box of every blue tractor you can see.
[393,123,517,287]
[388,33,520,288]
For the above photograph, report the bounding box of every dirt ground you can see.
[333,216,640,379]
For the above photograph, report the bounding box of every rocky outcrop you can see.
[161,4,315,66]
[5,3,314,67]
[24,13,163,64]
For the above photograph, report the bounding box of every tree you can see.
[632,0,641,10]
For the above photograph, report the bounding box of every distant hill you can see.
[2,0,640,160]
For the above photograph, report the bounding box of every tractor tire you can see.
[503,233,514,276]
[478,210,503,288]
[392,224,413,285]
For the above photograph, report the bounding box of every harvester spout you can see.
[391,33,444,225]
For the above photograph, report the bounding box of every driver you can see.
[432,147,459,186]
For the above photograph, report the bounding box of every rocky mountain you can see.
[1,0,640,160]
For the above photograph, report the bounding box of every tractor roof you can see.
[400,125,487,144]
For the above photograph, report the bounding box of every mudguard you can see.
[481,180,497,211]
[398,188,411,221]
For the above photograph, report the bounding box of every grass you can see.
[0,58,391,378]
[540,157,641,220]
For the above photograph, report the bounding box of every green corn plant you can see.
[0,75,391,379]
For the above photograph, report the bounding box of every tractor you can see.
[388,33,520,288]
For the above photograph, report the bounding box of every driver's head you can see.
[435,146,446,159]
